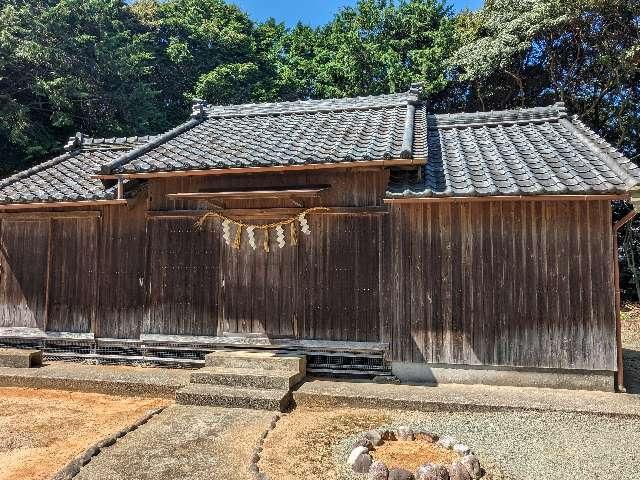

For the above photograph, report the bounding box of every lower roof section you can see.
[385,107,640,199]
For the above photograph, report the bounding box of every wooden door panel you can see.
[0,219,49,329]
[47,218,98,333]
[299,215,381,342]
[146,218,220,336]
[221,228,297,337]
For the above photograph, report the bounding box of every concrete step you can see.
[175,383,291,411]
[204,350,306,373]
[0,348,42,368]
[190,367,304,390]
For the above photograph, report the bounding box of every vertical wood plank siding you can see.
[385,200,617,371]
[0,219,49,328]
[96,202,147,338]
[46,217,99,333]
[146,217,220,336]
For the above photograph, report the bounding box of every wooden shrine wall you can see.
[143,169,388,341]
[383,199,617,371]
[0,212,99,333]
[0,170,620,373]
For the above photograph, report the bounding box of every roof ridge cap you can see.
[430,103,568,129]
[98,117,204,175]
[65,131,162,152]
[203,92,413,119]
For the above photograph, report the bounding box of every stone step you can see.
[204,350,306,373]
[175,383,291,411]
[0,348,42,368]
[190,367,304,390]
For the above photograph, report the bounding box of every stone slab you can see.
[392,361,615,392]
[74,405,272,480]
[190,367,304,390]
[204,350,306,372]
[0,362,189,398]
[0,348,42,368]
[293,378,640,418]
[176,383,291,411]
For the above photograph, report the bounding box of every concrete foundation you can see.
[391,362,615,392]
[0,348,42,368]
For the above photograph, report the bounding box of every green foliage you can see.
[277,0,457,98]
[450,0,640,157]
[1,0,638,180]
[0,0,161,171]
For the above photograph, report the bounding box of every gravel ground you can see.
[0,387,167,480]
[261,406,640,480]
[75,404,272,480]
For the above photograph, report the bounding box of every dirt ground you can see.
[0,387,168,480]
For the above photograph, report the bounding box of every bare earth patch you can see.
[260,406,389,480]
[371,440,458,472]
[0,387,168,480]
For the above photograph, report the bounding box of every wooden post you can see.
[613,208,638,392]
[117,176,125,200]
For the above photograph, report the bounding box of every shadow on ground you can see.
[623,347,640,394]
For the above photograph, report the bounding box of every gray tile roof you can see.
[100,91,424,175]
[0,92,637,206]
[0,136,155,204]
[386,103,640,198]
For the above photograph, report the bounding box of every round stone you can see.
[415,431,438,443]
[460,455,482,479]
[449,460,472,480]
[381,429,397,441]
[415,463,450,480]
[389,468,415,480]
[436,436,456,449]
[352,453,374,474]
[396,426,415,441]
[348,446,370,465]
[368,460,390,480]
[363,429,384,446]
[453,444,471,456]
[352,437,375,450]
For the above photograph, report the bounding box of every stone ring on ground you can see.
[347,427,484,480]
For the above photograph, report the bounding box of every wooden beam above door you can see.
[166,185,330,201]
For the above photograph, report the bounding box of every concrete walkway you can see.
[74,405,270,480]
[0,362,190,398]
[294,377,640,417]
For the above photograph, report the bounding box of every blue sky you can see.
[231,1,484,27]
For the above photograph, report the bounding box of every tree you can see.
[450,0,640,157]
[134,0,284,124]
[276,0,458,99]
[0,0,160,173]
